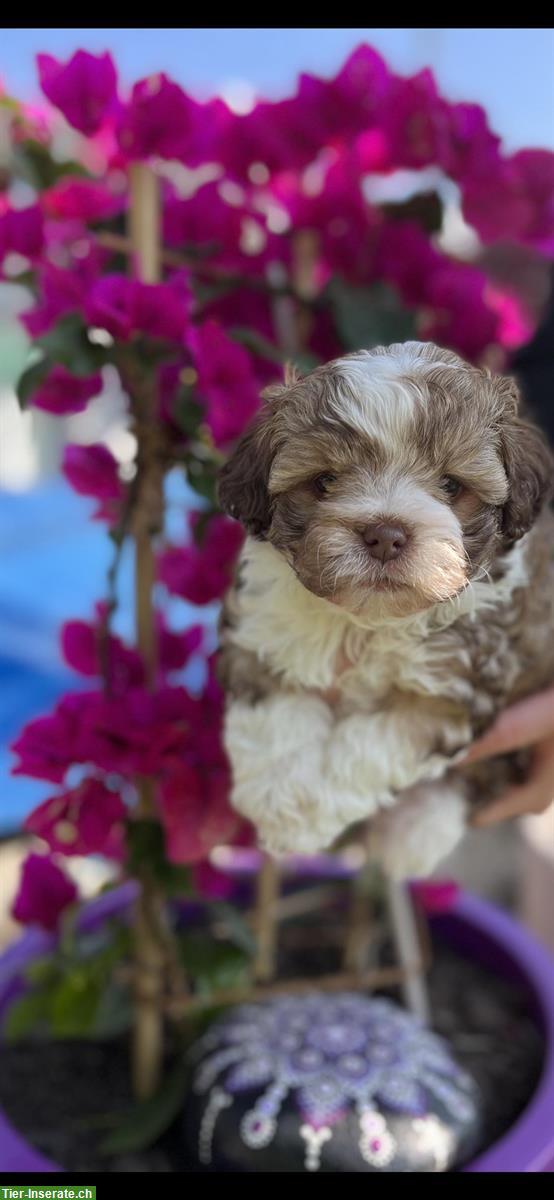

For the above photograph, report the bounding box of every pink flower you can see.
[37,49,118,136]
[41,177,126,222]
[382,69,452,170]
[56,685,194,779]
[11,697,89,784]
[485,287,533,350]
[29,366,102,416]
[158,513,244,606]
[62,443,124,521]
[158,762,239,864]
[279,157,379,283]
[158,622,204,673]
[446,102,501,182]
[21,245,107,337]
[0,204,44,264]
[410,880,460,914]
[374,221,443,307]
[192,859,236,901]
[117,73,220,163]
[295,45,391,148]
[187,320,260,447]
[25,778,126,861]
[463,149,554,254]
[84,274,191,343]
[423,264,499,361]
[12,853,78,931]
[60,616,144,694]
[163,181,245,266]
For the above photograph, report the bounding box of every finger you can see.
[471,787,551,827]
[462,687,554,763]
[470,741,554,827]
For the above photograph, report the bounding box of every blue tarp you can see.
[0,472,215,834]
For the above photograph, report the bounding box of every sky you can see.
[1,27,553,153]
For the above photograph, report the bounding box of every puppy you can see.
[216,342,554,878]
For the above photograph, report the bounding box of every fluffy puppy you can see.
[216,342,554,877]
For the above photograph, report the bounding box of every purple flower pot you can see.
[1,882,553,1172]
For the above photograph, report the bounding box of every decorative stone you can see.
[183,992,482,1172]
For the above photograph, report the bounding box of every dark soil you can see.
[0,937,544,1172]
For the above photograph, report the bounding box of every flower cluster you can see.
[6,44,552,930]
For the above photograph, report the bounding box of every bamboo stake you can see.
[253,856,280,982]
[385,876,431,1024]
[128,162,166,1100]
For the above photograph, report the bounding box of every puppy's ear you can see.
[217,403,278,538]
[499,377,553,542]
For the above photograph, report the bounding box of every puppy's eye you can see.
[441,475,464,500]
[313,472,337,497]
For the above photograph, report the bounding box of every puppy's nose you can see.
[362,522,409,563]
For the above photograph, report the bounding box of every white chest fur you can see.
[229,537,527,704]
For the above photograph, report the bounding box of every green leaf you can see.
[36,314,108,376]
[92,980,133,1039]
[212,902,257,957]
[4,990,51,1041]
[230,326,286,367]
[326,279,417,353]
[16,356,50,409]
[49,968,103,1037]
[179,932,250,996]
[126,819,193,896]
[184,456,219,506]
[381,190,443,235]
[13,139,91,190]
[172,389,204,437]
[99,1060,190,1156]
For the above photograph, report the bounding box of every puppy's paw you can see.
[367,781,468,880]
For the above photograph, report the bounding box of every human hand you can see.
[460,686,554,827]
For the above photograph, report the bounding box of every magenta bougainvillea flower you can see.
[60,617,144,694]
[116,73,222,164]
[37,49,118,136]
[62,442,124,522]
[163,181,248,268]
[381,69,452,171]
[25,778,126,861]
[464,148,554,254]
[21,246,107,337]
[157,621,204,673]
[29,366,103,416]
[423,263,500,360]
[11,696,90,784]
[84,273,191,342]
[158,512,244,606]
[187,320,260,447]
[410,880,460,914]
[158,762,239,864]
[11,853,78,931]
[192,859,236,900]
[445,101,501,182]
[41,177,126,222]
[0,204,44,264]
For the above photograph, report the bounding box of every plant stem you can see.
[253,857,280,982]
[127,162,166,1100]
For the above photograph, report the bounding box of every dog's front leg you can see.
[224,692,371,856]
[325,706,471,810]
[366,776,471,879]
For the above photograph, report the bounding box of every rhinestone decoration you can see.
[189,992,478,1171]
